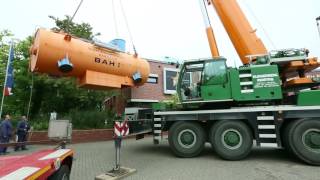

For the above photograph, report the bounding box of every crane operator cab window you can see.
[201,59,231,101]
[203,60,228,85]
[180,63,204,101]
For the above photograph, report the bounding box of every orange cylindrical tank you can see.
[30,29,150,89]
[210,0,268,64]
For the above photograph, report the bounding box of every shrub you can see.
[27,109,116,130]
[68,109,115,129]
[29,115,50,131]
[32,121,49,131]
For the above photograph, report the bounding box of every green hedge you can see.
[29,110,116,130]
[68,109,115,130]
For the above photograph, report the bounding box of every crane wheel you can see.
[210,120,253,160]
[168,121,205,158]
[282,120,296,154]
[286,119,320,165]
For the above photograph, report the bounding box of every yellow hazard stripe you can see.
[60,149,74,161]
[26,149,74,180]
[26,165,51,180]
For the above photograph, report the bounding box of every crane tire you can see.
[282,120,297,154]
[287,119,320,166]
[168,121,205,158]
[210,120,253,161]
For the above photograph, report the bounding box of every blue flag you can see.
[4,43,14,96]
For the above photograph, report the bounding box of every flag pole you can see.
[26,74,34,119]
[0,41,13,119]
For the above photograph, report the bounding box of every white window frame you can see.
[149,73,159,78]
[163,68,179,94]
[147,73,159,84]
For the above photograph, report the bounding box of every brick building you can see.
[105,59,179,112]
[127,59,178,106]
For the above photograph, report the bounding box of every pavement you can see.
[4,137,319,180]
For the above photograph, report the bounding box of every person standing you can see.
[0,114,12,154]
[15,115,30,151]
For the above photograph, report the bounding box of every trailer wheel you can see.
[210,120,253,160]
[48,165,70,180]
[287,119,320,165]
[168,121,205,158]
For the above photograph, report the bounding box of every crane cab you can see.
[177,58,283,107]
[177,58,232,105]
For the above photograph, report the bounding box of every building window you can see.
[163,68,179,94]
[147,74,158,84]
[147,77,158,84]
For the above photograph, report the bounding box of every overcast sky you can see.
[1,0,319,66]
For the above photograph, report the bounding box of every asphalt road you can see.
[7,137,319,180]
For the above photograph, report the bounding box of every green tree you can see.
[48,15,100,40]
[29,15,107,116]
[0,16,111,121]
[0,30,13,81]
[0,31,33,116]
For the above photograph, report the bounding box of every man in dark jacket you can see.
[15,115,30,151]
[0,114,13,154]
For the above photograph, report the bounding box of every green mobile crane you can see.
[29,0,320,166]
[129,0,320,165]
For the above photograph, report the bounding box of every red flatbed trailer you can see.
[0,148,73,180]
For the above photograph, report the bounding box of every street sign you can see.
[114,121,129,137]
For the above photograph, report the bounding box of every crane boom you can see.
[206,0,319,86]
[198,0,220,57]
[209,0,267,64]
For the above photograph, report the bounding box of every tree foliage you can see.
[48,15,100,40]
[0,31,32,116]
[0,16,112,123]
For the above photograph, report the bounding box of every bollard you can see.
[95,121,136,180]
[114,137,121,171]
